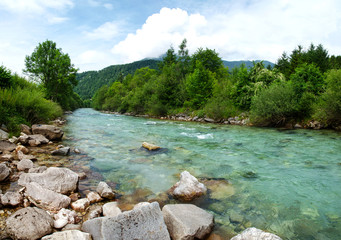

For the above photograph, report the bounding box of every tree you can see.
[24,40,78,110]
[0,65,12,89]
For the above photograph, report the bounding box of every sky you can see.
[1,0,341,74]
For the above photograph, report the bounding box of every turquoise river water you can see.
[64,108,341,239]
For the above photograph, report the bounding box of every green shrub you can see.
[250,82,299,126]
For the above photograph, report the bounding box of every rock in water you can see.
[6,207,54,240]
[162,204,214,240]
[51,147,70,156]
[142,142,161,151]
[32,124,64,140]
[96,181,115,199]
[231,227,282,240]
[25,182,71,212]
[18,167,79,194]
[42,230,91,240]
[171,171,207,201]
[0,163,10,181]
[82,201,170,240]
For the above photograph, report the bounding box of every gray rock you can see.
[32,124,64,140]
[28,166,48,173]
[162,204,214,240]
[96,181,115,199]
[71,198,90,212]
[62,224,82,231]
[51,147,70,156]
[103,201,122,217]
[171,171,207,201]
[204,117,215,123]
[86,191,102,204]
[0,163,10,181]
[6,207,54,240]
[0,153,14,161]
[17,133,29,145]
[28,134,50,146]
[0,129,9,140]
[17,150,36,161]
[1,191,23,206]
[25,182,71,211]
[18,167,79,194]
[231,227,282,240]
[42,230,91,240]
[84,205,103,221]
[82,201,170,240]
[20,124,32,135]
[17,159,34,171]
[0,140,16,152]
[54,208,79,229]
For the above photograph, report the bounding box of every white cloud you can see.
[0,0,74,14]
[111,1,341,64]
[104,3,113,10]
[85,21,122,41]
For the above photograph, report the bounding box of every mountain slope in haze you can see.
[75,59,274,100]
[75,59,159,99]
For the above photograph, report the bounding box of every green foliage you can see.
[0,65,12,88]
[186,61,215,109]
[24,40,81,110]
[313,69,341,126]
[0,75,62,135]
[92,85,109,110]
[250,82,299,126]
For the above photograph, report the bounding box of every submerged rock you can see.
[171,171,207,201]
[32,124,64,140]
[82,201,170,240]
[231,227,282,240]
[42,230,91,240]
[96,181,115,199]
[142,142,161,151]
[162,204,214,240]
[18,167,79,194]
[6,207,54,240]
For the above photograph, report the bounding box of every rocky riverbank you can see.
[0,118,282,240]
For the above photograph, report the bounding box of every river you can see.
[63,108,341,239]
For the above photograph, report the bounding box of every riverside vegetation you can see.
[91,40,341,129]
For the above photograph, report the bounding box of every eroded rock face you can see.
[6,207,54,240]
[42,230,91,240]
[171,171,207,201]
[230,227,282,240]
[25,182,71,212]
[96,181,115,199]
[82,201,170,240]
[162,204,214,240]
[0,163,10,181]
[18,167,79,194]
[32,124,64,141]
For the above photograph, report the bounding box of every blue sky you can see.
[1,0,341,73]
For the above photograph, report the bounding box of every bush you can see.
[250,82,299,126]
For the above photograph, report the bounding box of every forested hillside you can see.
[92,40,341,128]
[75,59,159,100]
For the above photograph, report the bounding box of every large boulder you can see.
[171,171,207,201]
[0,163,10,181]
[1,191,23,207]
[25,182,71,212]
[0,129,9,140]
[42,230,91,240]
[231,227,282,240]
[103,201,122,217]
[0,140,16,152]
[82,201,170,240]
[32,124,64,141]
[162,204,214,240]
[18,167,79,194]
[6,207,54,240]
[96,181,115,199]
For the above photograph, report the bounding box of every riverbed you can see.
[63,108,341,240]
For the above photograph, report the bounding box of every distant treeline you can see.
[92,39,341,128]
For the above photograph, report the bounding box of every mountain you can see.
[75,59,159,100]
[75,59,274,100]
